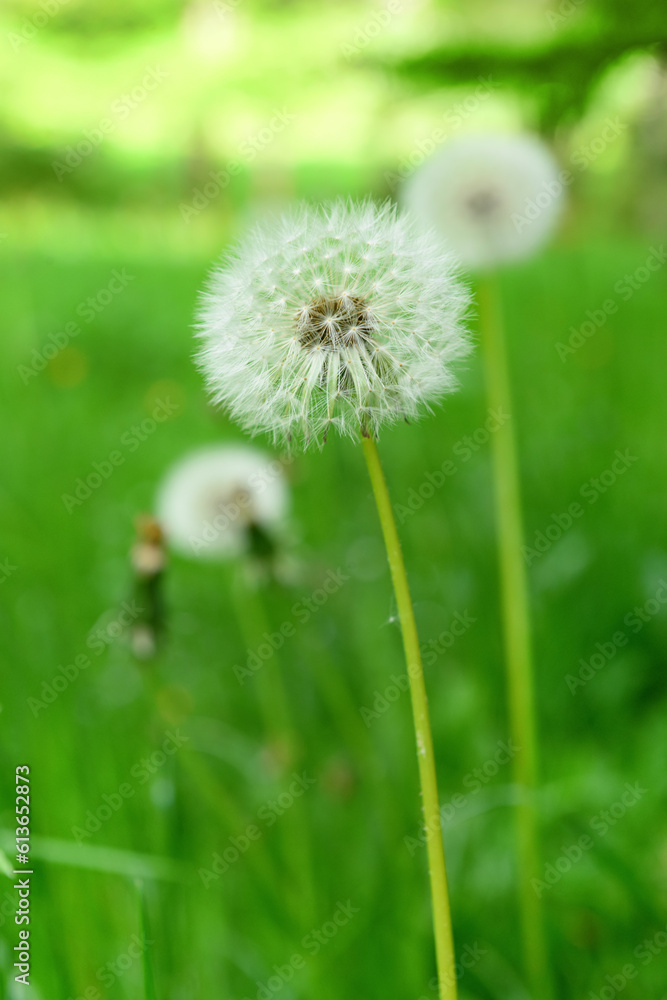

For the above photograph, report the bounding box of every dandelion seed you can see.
[405,135,561,991]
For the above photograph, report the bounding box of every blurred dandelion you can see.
[155,444,295,733]
[156,443,290,569]
[402,132,564,269]
[403,133,563,999]
[158,442,315,924]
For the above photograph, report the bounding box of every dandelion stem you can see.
[228,572,317,931]
[229,573,295,751]
[477,274,552,1000]
[135,880,157,1000]
[361,434,457,1000]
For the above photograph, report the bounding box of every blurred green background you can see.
[1,1,666,998]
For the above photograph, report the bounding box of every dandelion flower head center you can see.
[156,445,290,559]
[296,293,376,352]
[402,134,565,269]
[202,484,252,524]
[464,186,502,219]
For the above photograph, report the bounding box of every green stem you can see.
[228,571,317,931]
[136,880,157,1000]
[477,274,552,1000]
[229,573,296,759]
[141,670,284,895]
[361,434,457,1000]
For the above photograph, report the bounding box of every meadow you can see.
[1,224,666,998]
[1,0,666,996]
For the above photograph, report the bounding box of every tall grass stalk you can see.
[136,879,157,1000]
[228,572,317,929]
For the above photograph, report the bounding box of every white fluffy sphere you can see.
[402,134,565,270]
[196,200,471,450]
[156,445,289,560]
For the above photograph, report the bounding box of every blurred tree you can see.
[386,0,667,131]
[4,0,183,38]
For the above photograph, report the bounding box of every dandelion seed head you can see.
[196,200,471,450]
[156,445,289,560]
[402,134,564,270]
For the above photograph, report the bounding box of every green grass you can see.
[1,229,666,999]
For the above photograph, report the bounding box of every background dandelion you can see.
[156,443,290,561]
[158,442,318,930]
[402,133,565,269]
[403,131,566,999]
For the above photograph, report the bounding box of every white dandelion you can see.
[156,444,289,560]
[196,200,470,449]
[402,133,565,270]
[194,200,469,990]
